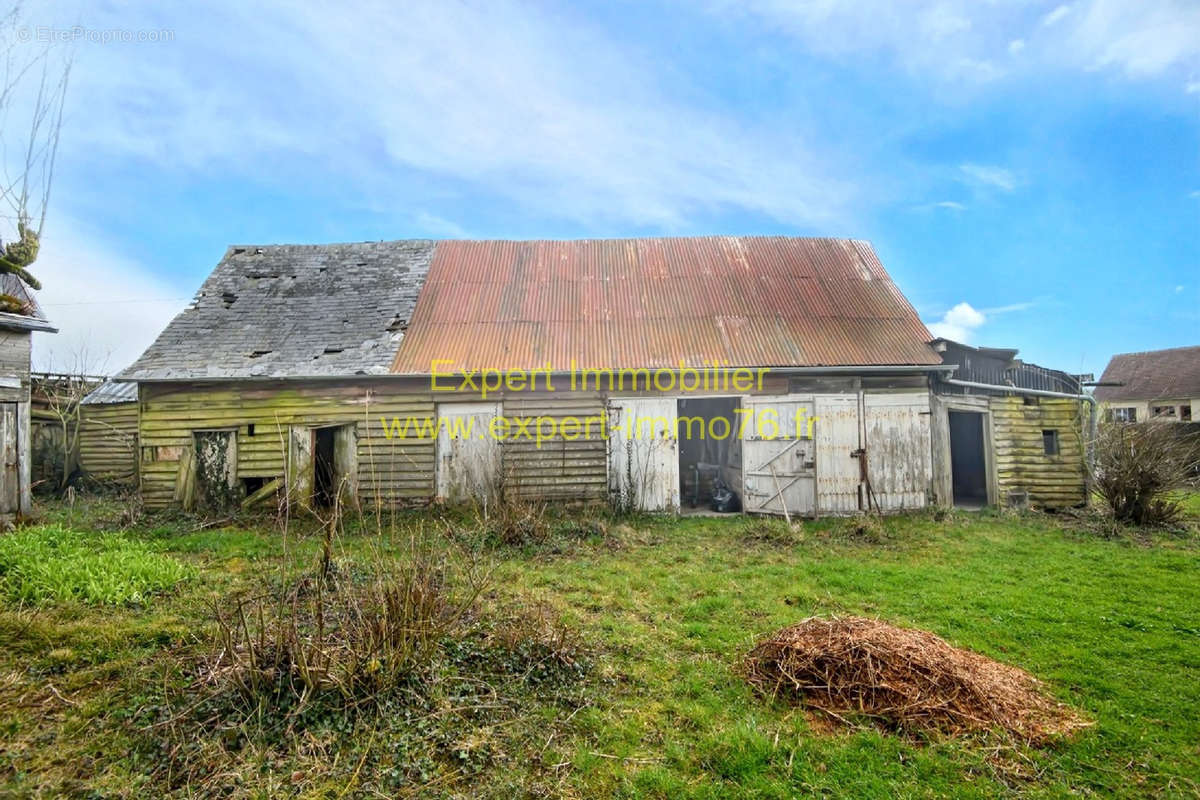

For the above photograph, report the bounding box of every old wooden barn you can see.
[119,236,1088,515]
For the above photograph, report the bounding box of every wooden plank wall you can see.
[498,393,606,501]
[140,381,437,509]
[139,381,611,509]
[989,396,1087,508]
[79,402,139,484]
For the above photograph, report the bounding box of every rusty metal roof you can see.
[391,237,938,373]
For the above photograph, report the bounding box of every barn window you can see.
[1151,405,1176,418]
[1042,429,1059,456]
[1181,406,1192,422]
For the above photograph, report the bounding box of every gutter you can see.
[941,378,1095,405]
[127,364,958,383]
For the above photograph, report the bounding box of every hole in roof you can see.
[222,292,238,306]
[232,247,246,255]
[386,316,406,332]
[323,347,344,355]
[249,350,272,358]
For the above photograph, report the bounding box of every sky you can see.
[6,0,1199,378]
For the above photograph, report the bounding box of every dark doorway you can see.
[677,396,739,510]
[948,411,988,507]
[313,426,337,509]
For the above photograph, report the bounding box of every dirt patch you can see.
[743,616,1090,742]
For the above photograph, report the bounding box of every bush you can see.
[205,527,488,710]
[1092,421,1200,526]
[0,524,191,604]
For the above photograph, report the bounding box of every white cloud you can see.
[1189,190,1200,199]
[30,219,189,373]
[1176,285,1185,293]
[710,0,1200,88]
[959,163,1018,192]
[32,0,852,230]
[1042,5,1072,27]
[1188,80,1200,93]
[927,301,987,342]
[935,200,966,211]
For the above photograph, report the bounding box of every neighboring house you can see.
[122,236,957,516]
[78,380,139,486]
[0,275,56,515]
[928,338,1091,510]
[1094,345,1200,423]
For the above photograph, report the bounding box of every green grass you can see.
[1,502,1198,797]
[0,523,192,605]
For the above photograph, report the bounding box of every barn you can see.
[121,236,954,515]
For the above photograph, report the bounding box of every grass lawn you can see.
[1,498,1199,798]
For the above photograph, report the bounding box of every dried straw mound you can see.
[744,617,1090,742]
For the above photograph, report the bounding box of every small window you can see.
[1111,407,1137,423]
[1181,406,1192,422]
[1151,405,1177,418]
[1023,396,1038,406]
[1042,429,1059,456]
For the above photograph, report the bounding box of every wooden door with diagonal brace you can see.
[740,395,815,516]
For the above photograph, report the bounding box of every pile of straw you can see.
[744,617,1089,741]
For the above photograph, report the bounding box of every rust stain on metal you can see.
[391,237,939,373]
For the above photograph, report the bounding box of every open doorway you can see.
[948,410,988,507]
[677,396,740,512]
[291,423,357,510]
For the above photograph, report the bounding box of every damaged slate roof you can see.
[1093,345,1200,403]
[121,241,434,380]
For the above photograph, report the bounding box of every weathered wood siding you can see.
[138,381,611,509]
[139,380,437,509]
[989,396,1087,508]
[0,329,31,514]
[501,393,606,501]
[79,402,139,484]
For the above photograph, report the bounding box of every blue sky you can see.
[11,0,1200,376]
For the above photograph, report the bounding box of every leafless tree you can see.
[0,4,71,312]
[1092,420,1200,526]
[36,346,105,491]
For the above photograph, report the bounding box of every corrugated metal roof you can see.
[81,380,138,405]
[391,237,938,373]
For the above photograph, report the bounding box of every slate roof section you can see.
[0,273,56,333]
[391,237,940,373]
[121,241,435,380]
[1093,345,1200,403]
[81,379,138,405]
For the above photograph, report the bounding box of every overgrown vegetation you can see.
[1,497,1198,797]
[1092,420,1200,526]
[0,523,191,604]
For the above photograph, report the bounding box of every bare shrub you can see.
[1092,421,1200,527]
[205,526,487,711]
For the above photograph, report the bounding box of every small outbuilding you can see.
[929,338,1091,510]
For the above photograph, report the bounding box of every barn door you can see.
[740,395,815,516]
[863,394,932,511]
[0,403,18,513]
[814,394,861,513]
[193,430,238,510]
[607,397,678,512]
[436,402,502,503]
[288,425,314,506]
